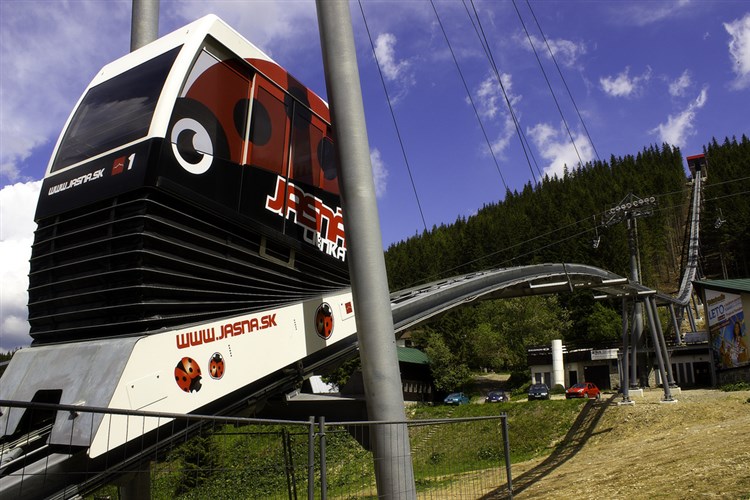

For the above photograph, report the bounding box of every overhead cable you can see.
[512,0,584,169]
[429,0,508,192]
[357,0,428,232]
[525,0,601,163]
[465,0,544,182]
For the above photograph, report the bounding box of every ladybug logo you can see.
[170,117,214,175]
[315,303,334,340]
[209,353,225,380]
[174,357,202,393]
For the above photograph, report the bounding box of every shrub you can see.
[720,381,750,392]
[551,384,566,394]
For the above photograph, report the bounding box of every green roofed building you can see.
[342,347,436,403]
[396,347,435,402]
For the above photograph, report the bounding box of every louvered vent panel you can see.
[28,189,349,343]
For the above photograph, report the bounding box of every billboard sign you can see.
[591,349,618,360]
[705,289,749,369]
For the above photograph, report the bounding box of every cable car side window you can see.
[248,83,289,176]
[290,102,337,194]
[52,46,181,172]
[172,49,251,165]
[290,103,317,187]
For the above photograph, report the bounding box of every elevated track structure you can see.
[674,154,707,332]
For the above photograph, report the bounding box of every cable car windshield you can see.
[51,46,182,172]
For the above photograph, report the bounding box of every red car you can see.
[565,382,600,399]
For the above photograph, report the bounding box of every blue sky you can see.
[1,0,749,351]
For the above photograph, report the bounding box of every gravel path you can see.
[502,388,750,499]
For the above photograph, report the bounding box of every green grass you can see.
[89,398,586,499]
[410,398,586,463]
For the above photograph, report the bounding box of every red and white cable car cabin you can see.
[31,15,348,343]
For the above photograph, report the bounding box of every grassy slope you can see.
[86,398,586,499]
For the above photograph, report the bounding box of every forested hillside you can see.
[699,136,750,278]
[381,137,749,389]
[385,143,688,293]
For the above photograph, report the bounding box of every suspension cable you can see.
[407,181,750,287]
[512,0,584,169]
[525,0,601,163]
[466,0,544,182]
[357,0,428,232]
[429,0,508,192]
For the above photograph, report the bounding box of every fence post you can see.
[318,416,327,500]
[307,416,315,500]
[282,428,297,500]
[501,414,513,499]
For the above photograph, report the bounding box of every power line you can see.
[401,182,750,289]
[429,0,508,192]
[512,0,584,169]
[357,0,428,232]
[465,0,544,182]
[524,0,601,163]
[703,175,750,189]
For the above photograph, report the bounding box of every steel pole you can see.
[650,297,676,387]
[630,301,641,388]
[308,416,315,500]
[130,0,159,51]
[620,298,630,401]
[119,4,160,499]
[501,414,513,499]
[627,216,643,388]
[644,298,673,401]
[669,304,682,344]
[687,305,697,332]
[315,2,416,498]
[319,417,327,500]
[692,295,703,320]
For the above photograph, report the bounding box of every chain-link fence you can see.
[0,400,512,499]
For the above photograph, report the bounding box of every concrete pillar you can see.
[551,339,564,389]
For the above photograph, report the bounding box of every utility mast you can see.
[603,194,656,394]
[316,1,417,497]
[121,2,159,498]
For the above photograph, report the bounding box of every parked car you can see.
[527,383,550,401]
[565,382,601,399]
[444,392,470,405]
[485,390,510,403]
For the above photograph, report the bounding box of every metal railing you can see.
[0,400,512,499]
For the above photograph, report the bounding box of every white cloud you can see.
[668,70,692,97]
[372,32,414,103]
[724,13,750,90]
[651,87,709,147]
[0,181,41,352]
[517,33,587,68]
[0,1,131,184]
[163,0,317,60]
[472,73,522,157]
[374,33,409,82]
[475,75,502,120]
[490,117,520,159]
[527,123,595,179]
[370,148,389,198]
[616,0,692,27]
[600,66,652,97]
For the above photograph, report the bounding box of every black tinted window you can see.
[52,46,181,172]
